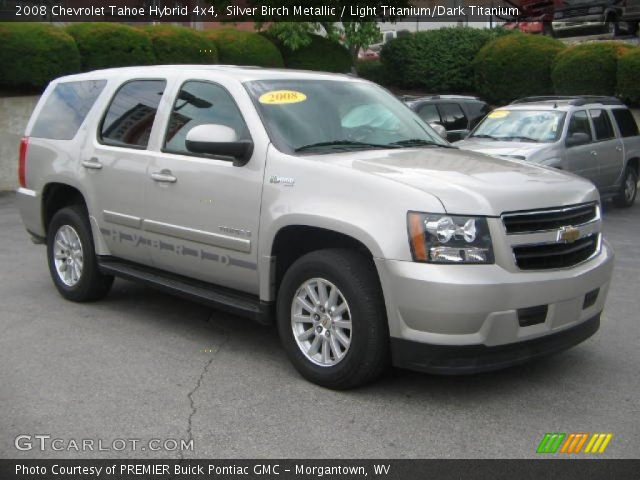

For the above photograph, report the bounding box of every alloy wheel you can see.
[291,278,352,367]
[53,225,84,286]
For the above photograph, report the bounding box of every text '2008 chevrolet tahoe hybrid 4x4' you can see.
[17,66,614,389]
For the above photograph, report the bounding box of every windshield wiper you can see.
[470,134,499,140]
[389,139,456,148]
[294,140,398,152]
[502,135,541,143]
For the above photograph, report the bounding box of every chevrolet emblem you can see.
[558,226,580,243]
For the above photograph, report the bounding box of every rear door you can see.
[564,110,599,184]
[82,77,169,264]
[588,108,624,191]
[144,76,267,295]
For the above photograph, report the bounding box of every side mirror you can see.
[566,132,591,148]
[429,122,447,139]
[185,124,253,166]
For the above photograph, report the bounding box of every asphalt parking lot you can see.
[1,192,638,459]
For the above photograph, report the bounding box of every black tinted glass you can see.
[31,80,106,140]
[438,103,467,130]
[164,81,249,155]
[589,109,614,140]
[101,80,166,148]
[612,109,639,137]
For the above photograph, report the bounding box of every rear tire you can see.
[47,205,114,302]
[277,249,389,389]
[613,167,638,208]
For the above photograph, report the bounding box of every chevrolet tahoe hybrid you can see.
[16,66,614,389]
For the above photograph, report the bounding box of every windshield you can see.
[470,109,566,143]
[245,79,449,154]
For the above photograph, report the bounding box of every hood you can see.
[314,147,598,216]
[454,138,552,160]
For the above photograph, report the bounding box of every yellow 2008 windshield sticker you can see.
[488,110,509,119]
[259,90,307,105]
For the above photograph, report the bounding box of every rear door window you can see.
[31,80,106,140]
[611,108,639,137]
[437,103,467,130]
[100,80,166,149]
[589,109,615,140]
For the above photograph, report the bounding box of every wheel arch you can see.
[42,182,87,235]
[266,223,382,302]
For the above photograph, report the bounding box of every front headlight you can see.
[407,212,494,264]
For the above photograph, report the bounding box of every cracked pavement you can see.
[1,192,639,458]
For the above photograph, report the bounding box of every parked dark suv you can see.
[552,0,627,36]
[403,95,491,142]
[621,0,640,34]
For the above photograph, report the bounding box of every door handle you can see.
[151,170,177,183]
[82,159,103,170]
[590,151,598,156]
[615,146,623,152]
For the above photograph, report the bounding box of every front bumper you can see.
[391,313,600,374]
[375,240,614,372]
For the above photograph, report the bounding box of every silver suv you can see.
[456,96,640,208]
[17,67,614,388]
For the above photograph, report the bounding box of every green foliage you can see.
[474,33,565,103]
[0,22,80,91]
[617,47,640,104]
[203,28,284,67]
[280,34,352,73]
[141,25,218,65]
[66,23,155,71]
[355,60,389,85]
[265,22,316,50]
[342,22,381,60]
[380,27,499,92]
[552,41,633,96]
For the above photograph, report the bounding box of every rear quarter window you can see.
[30,80,107,140]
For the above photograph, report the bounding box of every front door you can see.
[144,78,266,295]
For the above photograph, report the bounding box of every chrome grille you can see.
[502,203,601,270]
[502,203,598,235]
[513,234,599,270]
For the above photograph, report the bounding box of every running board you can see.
[98,257,272,325]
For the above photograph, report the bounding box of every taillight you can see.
[19,136,28,188]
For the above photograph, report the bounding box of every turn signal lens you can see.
[408,212,428,261]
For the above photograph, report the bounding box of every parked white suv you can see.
[456,96,640,208]
[17,67,614,388]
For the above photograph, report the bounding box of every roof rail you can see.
[401,94,480,102]
[511,95,623,106]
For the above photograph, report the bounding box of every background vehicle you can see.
[16,68,613,389]
[403,95,491,142]
[503,0,562,35]
[455,96,640,207]
[621,0,640,34]
[552,0,627,36]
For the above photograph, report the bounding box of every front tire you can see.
[47,205,114,302]
[613,167,638,208]
[277,249,389,389]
